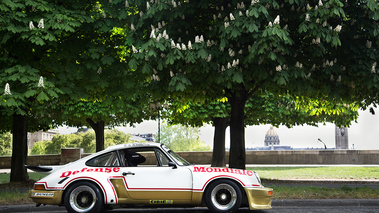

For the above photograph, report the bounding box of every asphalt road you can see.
[1,200,379,213]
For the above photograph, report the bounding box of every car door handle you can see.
[122,172,135,176]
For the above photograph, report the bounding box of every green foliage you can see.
[0,132,12,156]
[160,122,211,151]
[30,129,135,155]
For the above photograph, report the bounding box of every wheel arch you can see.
[62,179,106,205]
[202,177,247,202]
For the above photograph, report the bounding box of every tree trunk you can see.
[211,117,229,167]
[86,118,105,152]
[228,89,248,170]
[10,113,29,182]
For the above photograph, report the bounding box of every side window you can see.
[121,147,171,167]
[86,151,120,167]
[155,149,170,166]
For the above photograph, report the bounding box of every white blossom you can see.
[307,4,311,11]
[207,40,212,47]
[334,25,342,32]
[195,35,200,43]
[224,22,230,29]
[305,14,310,21]
[150,29,156,38]
[251,0,259,6]
[38,19,44,29]
[330,74,334,81]
[316,37,320,44]
[147,2,150,9]
[246,10,249,16]
[176,43,181,50]
[200,35,204,42]
[239,11,243,16]
[171,40,176,48]
[4,83,11,95]
[188,41,192,50]
[172,1,177,8]
[273,15,280,25]
[318,0,323,7]
[322,21,327,27]
[29,21,35,30]
[337,75,341,82]
[125,0,129,7]
[230,13,235,21]
[307,73,312,78]
[181,43,186,50]
[221,65,226,72]
[97,67,102,74]
[170,70,174,77]
[276,65,282,72]
[213,14,217,20]
[132,45,138,53]
[37,76,45,87]
[207,54,212,62]
[366,40,372,48]
[131,24,135,31]
[268,22,272,27]
[139,11,144,17]
[227,62,232,69]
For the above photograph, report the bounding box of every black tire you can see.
[64,181,104,213]
[204,179,243,213]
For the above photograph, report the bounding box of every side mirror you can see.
[168,161,177,169]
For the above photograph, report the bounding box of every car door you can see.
[118,147,193,200]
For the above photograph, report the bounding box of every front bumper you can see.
[244,187,273,210]
[29,190,63,205]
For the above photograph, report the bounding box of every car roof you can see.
[105,142,161,152]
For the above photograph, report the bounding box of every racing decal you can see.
[193,166,255,176]
[60,167,120,178]
[33,192,54,197]
[150,200,173,204]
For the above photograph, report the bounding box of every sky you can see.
[58,107,379,150]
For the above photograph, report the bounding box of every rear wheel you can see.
[64,182,103,213]
[204,179,242,213]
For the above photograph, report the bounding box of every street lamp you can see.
[317,138,327,150]
[149,102,168,143]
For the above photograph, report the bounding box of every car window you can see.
[86,151,120,167]
[120,147,171,167]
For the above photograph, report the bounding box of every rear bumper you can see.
[29,190,63,205]
[244,187,273,210]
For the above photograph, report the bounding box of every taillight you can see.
[268,190,273,196]
[34,184,46,190]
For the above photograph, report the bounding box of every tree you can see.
[31,129,135,155]
[160,122,211,151]
[0,0,105,182]
[167,91,359,167]
[122,0,378,169]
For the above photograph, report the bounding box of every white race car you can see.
[28,143,273,213]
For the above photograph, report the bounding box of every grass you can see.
[248,166,379,180]
[270,185,379,199]
[0,166,378,205]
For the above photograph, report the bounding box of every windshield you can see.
[168,150,191,166]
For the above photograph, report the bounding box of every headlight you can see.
[253,171,261,184]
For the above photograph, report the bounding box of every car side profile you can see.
[28,143,273,213]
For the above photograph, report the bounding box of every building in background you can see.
[27,130,58,149]
[264,126,280,146]
[335,126,349,149]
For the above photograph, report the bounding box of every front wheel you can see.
[64,182,104,213]
[204,179,243,213]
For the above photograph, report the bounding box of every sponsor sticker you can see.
[33,192,54,197]
[150,200,173,204]
[193,166,255,176]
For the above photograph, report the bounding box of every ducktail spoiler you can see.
[25,165,63,174]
